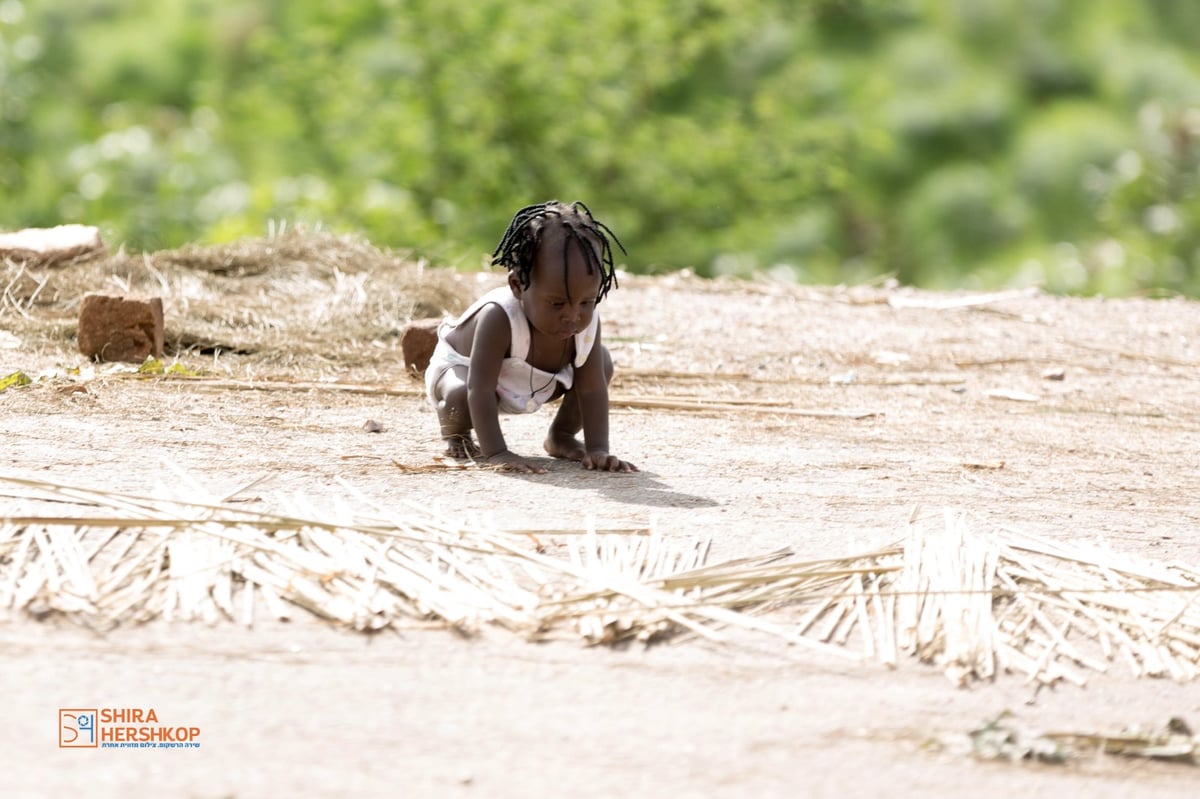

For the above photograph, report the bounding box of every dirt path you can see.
[3,272,1199,797]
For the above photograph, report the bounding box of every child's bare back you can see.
[424,201,637,474]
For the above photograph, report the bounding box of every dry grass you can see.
[2,226,475,368]
[3,474,1198,688]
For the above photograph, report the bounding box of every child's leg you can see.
[432,365,481,459]
[544,345,613,462]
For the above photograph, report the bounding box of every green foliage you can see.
[2,0,1200,294]
[136,358,201,376]
[0,371,32,392]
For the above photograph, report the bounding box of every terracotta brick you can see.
[77,294,164,363]
[401,318,442,375]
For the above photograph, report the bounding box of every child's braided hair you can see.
[491,200,625,302]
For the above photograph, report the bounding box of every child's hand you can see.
[582,451,638,473]
[486,450,549,474]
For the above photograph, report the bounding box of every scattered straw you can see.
[1,475,1197,687]
[946,711,1199,766]
[608,395,881,418]
[777,510,1200,686]
[1,227,475,366]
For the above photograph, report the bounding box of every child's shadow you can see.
[505,461,719,509]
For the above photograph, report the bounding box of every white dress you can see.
[424,286,599,414]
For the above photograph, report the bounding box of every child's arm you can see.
[466,304,548,474]
[575,321,637,473]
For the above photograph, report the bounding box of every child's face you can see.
[511,230,603,341]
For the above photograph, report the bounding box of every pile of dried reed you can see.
[1,226,474,365]
[778,510,1200,686]
[2,475,1197,687]
[0,224,105,269]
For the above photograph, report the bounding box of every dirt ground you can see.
[2,260,1200,797]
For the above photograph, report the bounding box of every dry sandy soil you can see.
[2,241,1199,798]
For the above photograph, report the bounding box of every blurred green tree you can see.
[1,0,1198,294]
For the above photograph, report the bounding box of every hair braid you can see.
[491,200,625,301]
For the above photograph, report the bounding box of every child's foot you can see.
[544,432,586,462]
[444,434,481,460]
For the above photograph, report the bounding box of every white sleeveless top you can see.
[430,286,599,414]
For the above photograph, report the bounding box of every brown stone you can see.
[77,294,164,363]
[400,318,442,375]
